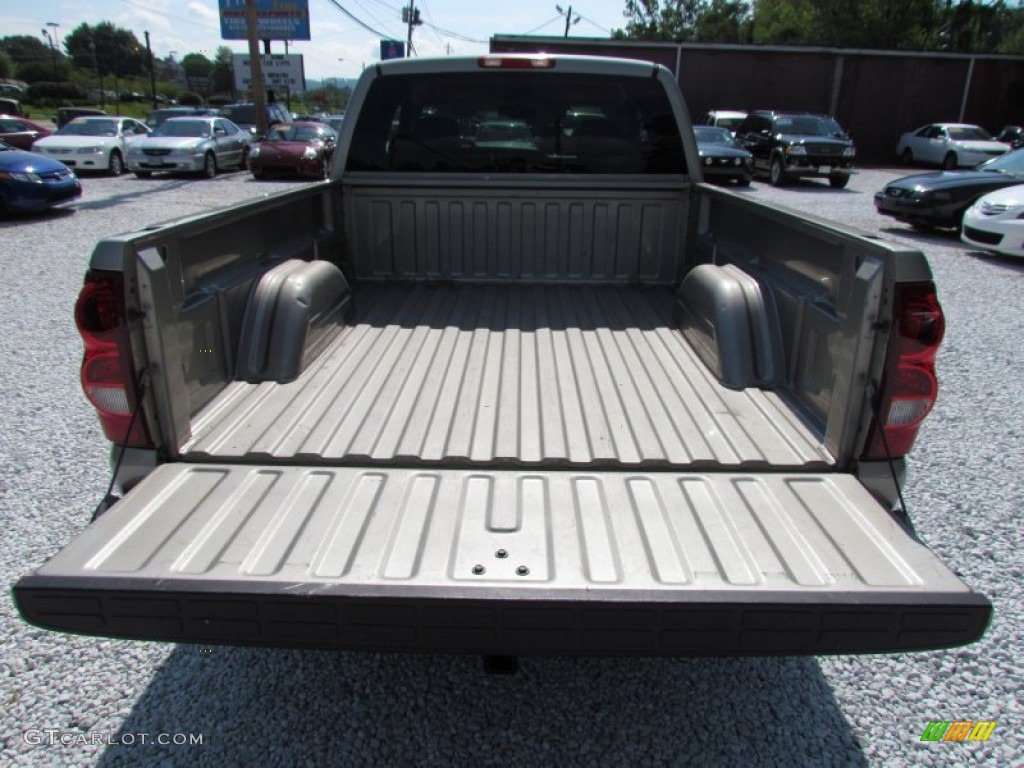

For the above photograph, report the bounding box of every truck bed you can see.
[184,283,832,469]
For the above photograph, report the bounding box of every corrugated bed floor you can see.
[184,284,832,469]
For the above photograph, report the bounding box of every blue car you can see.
[0,139,81,215]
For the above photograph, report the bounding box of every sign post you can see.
[244,0,268,138]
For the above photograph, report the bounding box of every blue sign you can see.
[219,0,311,41]
[380,40,405,60]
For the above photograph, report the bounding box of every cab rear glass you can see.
[346,72,687,174]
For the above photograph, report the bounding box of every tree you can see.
[13,60,72,85]
[181,52,213,93]
[998,4,1024,53]
[181,53,213,79]
[615,1,707,40]
[0,35,52,67]
[210,46,235,95]
[750,0,817,44]
[65,22,145,79]
[0,49,15,80]
[695,0,753,42]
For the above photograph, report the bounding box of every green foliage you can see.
[181,53,213,79]
[64,22,145,78]
[179,91,204,106]
[0,49,15,79]
[750,0,816,44]
[15,60,72,85]
[695,0,752,42]
[0,35,52,66]
[211,47,234,95]
[616,1,706,41]
[616,0,1024,52]
[26,81,88,107]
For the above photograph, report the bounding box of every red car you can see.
[248,121,337,180]
[0,115,52,151]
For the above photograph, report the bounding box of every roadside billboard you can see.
[219,0,311,41]
[233,54,306,92]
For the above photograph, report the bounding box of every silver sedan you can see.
[126,116,252,178]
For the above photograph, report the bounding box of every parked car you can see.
[248,121,337,179]
[874,148,1024,230]
[700,109,747,135]
[323,113,345,134]
[0,97,26,118]
[218,102,291,136]
[995,125,1024,149]
[126,116,252,179]
[961,184,1024,257]
[144,107,220,130]
[735,110,855,187]
[54,106,106,128]
[896,123,1010,169]
[0,115,51,150]
[0,139,81,215]
[693,125,752,185]
[32,116,149,176]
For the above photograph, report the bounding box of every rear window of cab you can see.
[346,72,687,175]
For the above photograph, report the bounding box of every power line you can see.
[524,15,564,35]
[415,0,452,48]
[349,0,402,37]
[322,0,395,39]
[115,0,220,32]
[577,14,612,35]
[419,21,487,44]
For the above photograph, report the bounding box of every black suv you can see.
[218,102,291,137]
[735,110,855,188]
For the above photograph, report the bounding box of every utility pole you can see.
[89,40,104,109]
[556,5,580,37]
[402,2,422,58]
[144,31,157,109]
[246,0,269,137]
[42,23,60,78]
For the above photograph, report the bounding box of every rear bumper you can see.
[14,579,991,656]
[128,156,205,172]
[14,463,991,656]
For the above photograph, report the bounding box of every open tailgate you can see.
[14,464,990,655]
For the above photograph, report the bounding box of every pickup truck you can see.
[15,55,990,657]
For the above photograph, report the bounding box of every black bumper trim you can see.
[13,577,991,656]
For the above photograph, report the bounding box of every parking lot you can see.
[0,167,1021,766]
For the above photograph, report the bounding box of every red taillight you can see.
[862,281,944,459]
[76,271,152,447]
[477,55,555,69]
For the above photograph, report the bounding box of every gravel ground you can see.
[0,167,1020,767]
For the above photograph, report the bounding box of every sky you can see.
[9,0,628,81]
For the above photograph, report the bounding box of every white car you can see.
[701,109,747,135]
[896,123,1011,170]
[126,116,252,178]
[31,116,149,176]
[961,184,1024,257]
